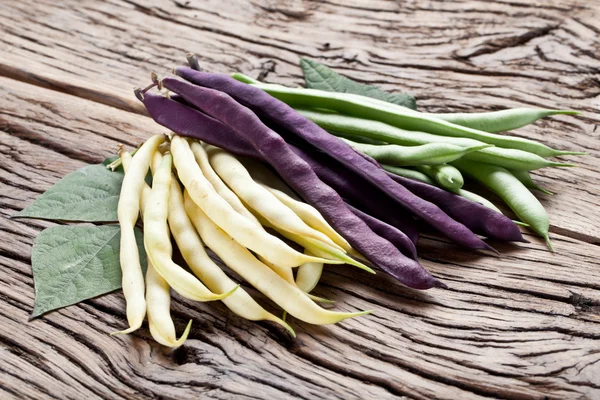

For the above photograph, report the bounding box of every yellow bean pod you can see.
[168,173,294,336]
[207,147,343,251]
[144,153,237,302]
[296,255,324,294]
[170,135,330,268]
[262,184,351,252]
[114,134,165,334]
[185,193,372,325]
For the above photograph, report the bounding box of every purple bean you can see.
[174,68,494,252]
[290,143,419,250]
[160,77,444,290]
[346,203,418,261]
[385,172,525,242]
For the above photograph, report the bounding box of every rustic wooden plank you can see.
[0,0,598,243]
[1,76,600,398]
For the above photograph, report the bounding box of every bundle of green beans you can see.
[240,79,585,249]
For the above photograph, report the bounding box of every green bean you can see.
[114,134,164,334]
[187,193,372,325]
[416,164,464,191]
[343,138,490,166]
[171,136,329,268]
[168,177,294,336]
[190,141,261,226]
[230,72,259,84]
[430,108,581,137]
[464,147,574,170]
[249,84,576,157]
[452,158,551,249]
[298,109,576,170]
[207,147,343,250]
[381,165,436,185]
[509,169,553,195]
[144,153,237,301]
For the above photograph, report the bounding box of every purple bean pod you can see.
[160,77,444,290]
[174,68,494,252]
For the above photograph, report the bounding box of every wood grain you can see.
[1,0,600,398]
[1,71,600,399]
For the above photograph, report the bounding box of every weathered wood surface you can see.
[1,0,599,399]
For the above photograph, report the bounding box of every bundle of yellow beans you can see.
[111,134,372,346]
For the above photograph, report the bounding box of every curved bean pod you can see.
[146,263,193,347]
[343,139,490,166]
[347,204,419,260]
[188,195,371,324]
[296,255,324,294]
[384,168,524,242]
[252,213,367,272]
[261,184,351,252]
[124,150,192,346]
[381,165,435,185]
[452,159,551,249]
[510,169,553,195]
[383,164,503,212]
[114,134,164,334]
[416,164,464,191]
[170,135,329,268]
[144,153,237,301]
[431,108,580,137]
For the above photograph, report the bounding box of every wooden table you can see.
[1,1,599,398]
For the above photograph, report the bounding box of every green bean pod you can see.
[343,139,490,166]
[465,147,574,170]
[381,165,436,185]
[452,159,551,249]
[248,85,573,156]
[416,164,464,191]
[298,109,575,170]
[509,169,553,195]
[430,108,580,136]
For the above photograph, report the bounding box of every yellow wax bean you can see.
[114,134,164,334]
[207,147,343,251]
[186,193,371,325]
[170,135,331,268]
[144,153,237,302]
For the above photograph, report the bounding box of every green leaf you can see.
[14,161,124,222]
[300,58,417,110]
[30,225,146,318]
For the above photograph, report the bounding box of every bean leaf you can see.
[30,225,146,318]
[14,161,124,222]
[300,58,417,110]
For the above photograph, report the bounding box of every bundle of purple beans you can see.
[136,56,528,290]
